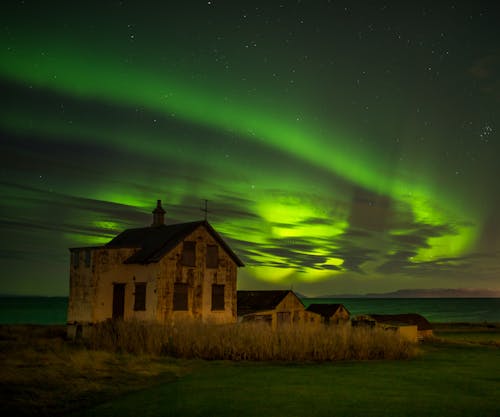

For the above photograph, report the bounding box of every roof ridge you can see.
[105,220,243,266]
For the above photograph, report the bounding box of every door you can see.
[112,283,125,319]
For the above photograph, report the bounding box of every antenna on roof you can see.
[201,199,209,221]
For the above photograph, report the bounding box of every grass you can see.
[71,342,500,417]
[433,322,500,346]
[87,319,417,361]
[1,323,499,417]
[0,325,185,416]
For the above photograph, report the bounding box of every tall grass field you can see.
[87,319,417,361]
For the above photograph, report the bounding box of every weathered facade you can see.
[305,303,350,324]
[67,201,243,337]
[237,290,321,329]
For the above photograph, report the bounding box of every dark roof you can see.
[306,303,350,318]
[369,314,432,331]
[105,220,244,266]
[69,246,104,251]
[237,290,301,316]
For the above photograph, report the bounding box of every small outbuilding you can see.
[237,290,321,329]
[306,303,350,324]
[369,313,433,340]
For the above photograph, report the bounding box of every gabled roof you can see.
[369,314,432,331]
[306,303,350,318]
[105,220,244,266]
[237,290,302,316]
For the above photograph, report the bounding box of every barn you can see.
[237,290,321,329]
[67,200,244,337]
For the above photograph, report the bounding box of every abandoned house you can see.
[67,200,244,337]
[305,303,350,324]
[237,290,322,329]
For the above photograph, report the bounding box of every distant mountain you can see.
[366,289,500,298]
[309,288,500,298]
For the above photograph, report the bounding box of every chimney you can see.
[152,200,166,227]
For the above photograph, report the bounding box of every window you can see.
[134,283,146,311]
[206,245,218,268]
[181,241,196,266]
[112,283,125,320]
[173,283,188,311]
[211,284,225,311]
[277,311,291,325]
[72,250,79,268]
[84,249,91,267]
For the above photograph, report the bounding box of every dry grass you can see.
[0,325,182,416]
[88,320,418,361]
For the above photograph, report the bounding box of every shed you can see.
[306,303,350,324]
[369,313,433,340]
[237,290,321,329]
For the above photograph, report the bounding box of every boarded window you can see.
[206,245,218,268]
[173,283,188,311]
[84,249,91,267]
[181,241,196,266]
[134,283,146,311]
[277,311,291,325]
[211,284,225,311]
[72,250,79,268]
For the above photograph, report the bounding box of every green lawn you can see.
[434,324,500,346]
[73,343,500,417]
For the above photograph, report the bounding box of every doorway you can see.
[112,283,125,319]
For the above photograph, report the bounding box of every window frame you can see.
[277,311,292,325]
[84,249,91,267]
[181,241,196,266]
[173,282,189,311]
[211,284,225,311]
[72,250,79,268]
[133,282,147,311]
[206,245,219,268]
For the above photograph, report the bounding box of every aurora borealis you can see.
[1,1,499,296]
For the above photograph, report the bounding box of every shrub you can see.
[87,320,418,361]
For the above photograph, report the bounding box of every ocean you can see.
[0,296,68,325]
[302,297,500,323]
[0,296,499,324]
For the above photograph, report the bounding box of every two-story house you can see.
[67,200,244,338]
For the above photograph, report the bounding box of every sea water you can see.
[302,298,500,323]
[0,296,499,324]
[0,296,68,325]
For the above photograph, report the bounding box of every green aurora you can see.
[1,1,499,295]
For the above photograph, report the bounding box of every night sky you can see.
[1,1,499,296]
